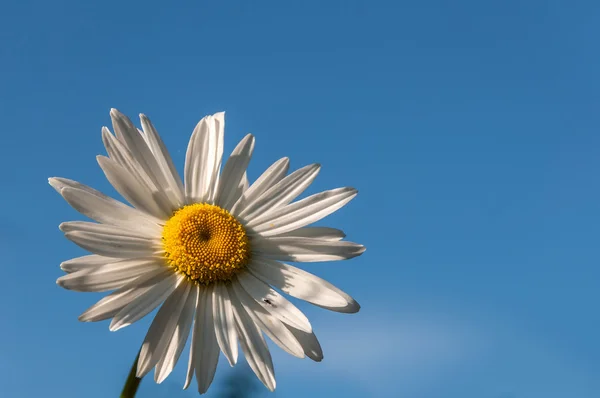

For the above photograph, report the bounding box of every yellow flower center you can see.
[162,203,251,284]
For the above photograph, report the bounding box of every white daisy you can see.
[50,109,364,393]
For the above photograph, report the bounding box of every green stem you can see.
[120,350,143,398]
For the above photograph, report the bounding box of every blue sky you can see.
[1,0,599,397]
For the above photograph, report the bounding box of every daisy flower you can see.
[50,109,364,393]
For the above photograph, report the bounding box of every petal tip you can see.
[109,321,125,332]
[155,372,167,384]
[48,177,63,192]
[101,126,112,136]
[347,300,361,313]
[198,382,214,395]
[296,322,313,334]
[136,366,148,379]
[312,352,324,362]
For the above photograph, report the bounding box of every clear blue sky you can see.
[1,1,599,397]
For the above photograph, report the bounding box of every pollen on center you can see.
[162,203,251,284]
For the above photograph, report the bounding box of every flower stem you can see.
[120,350,142,398]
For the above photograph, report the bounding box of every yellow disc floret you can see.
[162,203,251,284]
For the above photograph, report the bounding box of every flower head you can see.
[51,109,364,393]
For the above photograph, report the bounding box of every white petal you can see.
[102,129,175,216]
[110,108,144,146]
[97,155,171,220]
[137,281,191,378]
[60,188,161,236]
[60,254,110,273]
[184,286,200,390]
[223,171,249,217]
[247,187,357,236]
[48,177,77,193]
[192,286,220,394]
[238,163,319,222]
[79,267,172,322]
[110,109,179,208]
[49,178,163,232]
[236,271,312,333]
[231,157,290,216]
[184,114,223,204]
[240,172,249,192]
[102,126,146,182]
[231,279,304,358]
[57,257,164,292]
[140,114,186,208]
[215,134,255,210]
[102,126,154,190]
[109,272,183,331]
[154,285,196,384]
[249,257,360,313]
[64,231,158,258]
[59,221,157,240]
[212,283,238,366]
[61,223,159,259]
[208,113,225,203]
[285,324,323,362]
[229,286,276,392]
[251,236,365,262]
[269,227,345,241]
